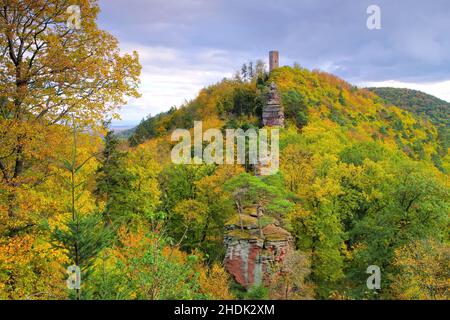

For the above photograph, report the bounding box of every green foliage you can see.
[338,90,346,106]
[50,122,113,299]
[224,173,294,216]
[369,87,449,159]
[240,60,268,83]
[393,119,404,131]
[344,160,448,298]
[96,124,136,226]
[231,283,269,300]
[431,153,446,173]
[339,142,387,166]
[158,164,237,261]
[51,213,112,282]
[129,105,198,146]
[88,233,206,300]
[245,285,269,300]
[232,87,258,116]
[158,164,215,213]
[329,108,348,126]
[282,90,309,128]
[290,202,346,297]
[368,87,450,128]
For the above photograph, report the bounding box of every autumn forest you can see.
[0,1,448,301]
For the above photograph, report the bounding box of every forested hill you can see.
[368,87,449,156]
[368,87,450,128]
[128,82,450,146]
[127,65,448,172]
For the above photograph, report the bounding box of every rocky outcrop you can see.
[223,209,293,288]
[262,82,284,127]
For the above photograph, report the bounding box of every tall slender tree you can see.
[95,121,135,226]
[51,118,111,299]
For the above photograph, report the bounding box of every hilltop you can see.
[128,65,448,172]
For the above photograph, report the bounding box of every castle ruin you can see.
[269,50,279,72]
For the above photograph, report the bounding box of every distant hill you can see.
[368,87,449,155]
[368,87,449,128]
[113,126,135,139]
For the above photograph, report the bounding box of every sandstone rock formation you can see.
[262,82,284,127]
[223,208,293,288]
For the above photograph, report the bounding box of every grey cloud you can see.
[98,0,450,83]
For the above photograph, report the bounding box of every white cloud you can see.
[115,44,236,125]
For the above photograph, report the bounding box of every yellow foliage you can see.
[0,234,67,300]
[197,263,234,300]
[391,239,449,300]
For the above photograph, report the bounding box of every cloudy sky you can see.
[97,0,450,125]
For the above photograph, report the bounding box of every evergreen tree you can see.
[241,64,248,81]
[248,61,254,80]
[95,121,135,226]
[51,118,112,299]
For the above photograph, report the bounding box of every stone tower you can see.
[269,50,279,72]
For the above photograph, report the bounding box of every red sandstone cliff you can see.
[223,210,293,289]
